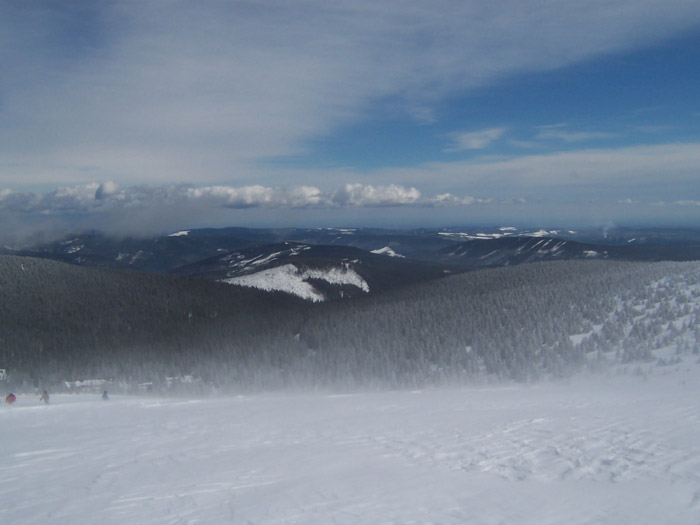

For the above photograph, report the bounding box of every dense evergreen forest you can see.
[0,256,307,389]
[2,255,699,392]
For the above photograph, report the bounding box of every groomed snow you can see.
[3,368,700,524]
[223,264,369,301]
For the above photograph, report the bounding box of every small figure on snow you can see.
[5,392,16,404]
[40,390,49,404]
[102,390,109,401]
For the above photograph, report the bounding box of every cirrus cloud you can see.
[1,1,700,187]
[444,128,507,152]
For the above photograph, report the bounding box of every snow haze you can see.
[3,368,700,524]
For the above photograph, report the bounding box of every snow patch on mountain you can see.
[225,265,323,301]
[439,232,507,240]
[224,245,311,271]
[168,230,190,237]
[223,263,369,301]
[130,250,147,264]
[530,229,560,237]
[371,246,405,258]
[305,266,370,292]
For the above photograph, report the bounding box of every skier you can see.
[102,390,109,401]
[40,390,49,404]
[5,392,16,404]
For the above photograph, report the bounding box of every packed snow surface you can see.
[3,369,700,524]
[223,263,369,301]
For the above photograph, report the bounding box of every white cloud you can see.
[1,2,699,186]
[0,183,486,218]
[445,128,507,152]
[365,142,700,193]
[187,186,280,208]
[1,141,698,224]
[535,126,619,143]
[95,181,120,200]
[186,184,330,209]
[427,193,490,206]
[332,184,422,207]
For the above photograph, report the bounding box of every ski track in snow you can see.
[3,370,700,524]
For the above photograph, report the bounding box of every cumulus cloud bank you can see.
[0,182,486,216]
[2,138,699,240]
[0,181,496,241]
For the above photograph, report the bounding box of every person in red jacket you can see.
[5,393,16,404]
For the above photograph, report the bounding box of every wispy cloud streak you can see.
[445,128,507,151]
[1,1,699,186]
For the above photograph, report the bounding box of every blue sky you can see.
[312,31,700,170]
[1,1,699,237]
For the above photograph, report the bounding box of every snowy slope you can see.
[223,263,369,301]
[2,370,700,524]
[370,246,405,257]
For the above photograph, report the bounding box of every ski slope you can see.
[2,367,700,524]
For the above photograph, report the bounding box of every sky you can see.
[1,0,699,238]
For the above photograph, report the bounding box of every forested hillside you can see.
[2,255,698,391]
[0,256,307,389]
[294,260,700,385]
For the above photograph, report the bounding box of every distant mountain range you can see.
[3,225,700,302]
